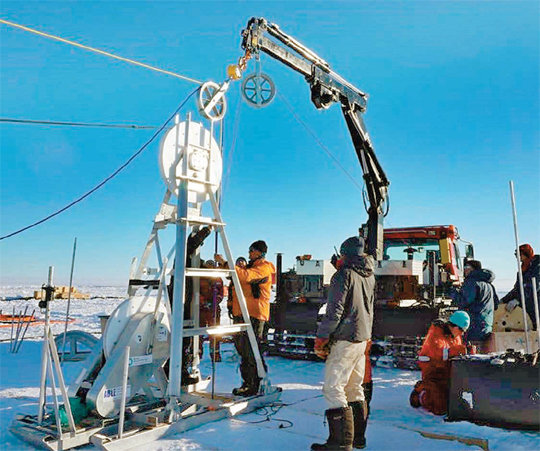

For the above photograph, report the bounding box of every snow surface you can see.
[0,286,538,450]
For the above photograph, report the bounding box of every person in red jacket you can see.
[199,260,224,362]
[215,240,275,397]
[409,310,470,415]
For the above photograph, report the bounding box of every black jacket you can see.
[500,255,540,329]
[451,269,498,341]
[317,254,375,342]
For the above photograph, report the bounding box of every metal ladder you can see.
[167,180,268,400]
[126,115,268,404]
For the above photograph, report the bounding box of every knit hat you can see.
[519,244,534,259]
[339,236,365,257]
[249,240,268,255]
[449,310,470,331]
[464,260,482,271]
[519,244,535,272]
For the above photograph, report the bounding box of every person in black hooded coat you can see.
[312,236,375,451]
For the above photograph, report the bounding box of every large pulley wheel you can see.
[198,81,227,121]
[55,331,99,362]
[241,73,276,108]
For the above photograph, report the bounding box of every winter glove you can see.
[506,299,519,312]
[314,338,330,360]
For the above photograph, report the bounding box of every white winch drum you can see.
[102,295,170,359]
[158,121,222,203]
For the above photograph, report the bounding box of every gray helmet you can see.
[339,236,365,257]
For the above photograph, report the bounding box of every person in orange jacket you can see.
[215,240,276,396]
[226,257,247,319]
[410,310,470,415]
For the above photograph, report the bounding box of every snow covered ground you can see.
[0,286,538,450]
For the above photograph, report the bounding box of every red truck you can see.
[267,225,475,367]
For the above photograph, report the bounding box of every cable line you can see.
[0,18,202,85]
[0,118,157,129]
[221,98,242,203]
[277,91,364,194]
[0,87,199,241]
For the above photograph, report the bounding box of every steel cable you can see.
[277,91,364,194]
[0,87,199,241]
[0,18,202,84]
[221,98,243,203]
[0,118,157,129]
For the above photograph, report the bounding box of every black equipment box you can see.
[372,305,441,338]
[447,354,540,430]
[269,302,320,333]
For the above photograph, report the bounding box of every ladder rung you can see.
[179,216,225,227]
[182,323,250,337]
[185,268,235,278]
[129,279,160,287]
[176,175,217,186]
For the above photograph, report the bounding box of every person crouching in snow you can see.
[312,236,375,451]
[409,310,470,415]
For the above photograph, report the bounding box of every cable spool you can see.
[158,120,223,203]
[102,296,171,359]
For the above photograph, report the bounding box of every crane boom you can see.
[240,17,390,259]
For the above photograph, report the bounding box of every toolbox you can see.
[447,352,540,430]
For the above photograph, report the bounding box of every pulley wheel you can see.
[198,81,227,121]
[241,73,276,108]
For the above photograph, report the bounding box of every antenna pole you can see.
[61,237,77,363]
[509,181,530,353]
[38,266,55,423]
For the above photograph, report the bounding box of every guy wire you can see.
[0,87,200,241]
[0,18,202,85]
[277,91,364,194]
[0,118,157,129]
[221,98,243,202]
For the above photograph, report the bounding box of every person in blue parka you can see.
[451,260,499,352]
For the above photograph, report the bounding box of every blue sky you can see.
[1,1,538,292]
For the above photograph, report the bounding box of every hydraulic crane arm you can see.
[240,17,389,259]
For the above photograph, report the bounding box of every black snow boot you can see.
[311,406,353,451]
[349,400,368,449]
[409,380,423,408]
[232,382,250,396]
[233,377,260,397]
